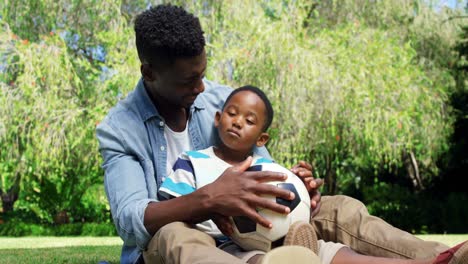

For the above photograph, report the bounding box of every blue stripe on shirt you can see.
[186,150,210,159]
[160,177,196,196]
[254,157,273,164]
[172,157,195,173]
[247,165,263,172]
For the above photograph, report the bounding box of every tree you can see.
[0,0,463,227]
[188,0,459,194]
[0,0,137,222]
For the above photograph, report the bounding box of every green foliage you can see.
[0,0,465,232]
[192,1,457,193]
[362,182,468,234]
[0,1,132,221]
[0,22,105,222]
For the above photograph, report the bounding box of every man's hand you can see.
[199,156,294,229]
[291,161,323,218]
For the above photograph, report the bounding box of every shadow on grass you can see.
[0,245,120,264]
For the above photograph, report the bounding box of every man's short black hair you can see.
[223,85,274,131]
[134,4,205,68]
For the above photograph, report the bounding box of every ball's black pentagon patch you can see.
[271,236,285,249]
[247,165,263,171]
[232,216,257,233]
[276,183,300,211]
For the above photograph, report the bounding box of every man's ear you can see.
[141,64,156,82]
[256,132,270,147]
[214,111,221,128]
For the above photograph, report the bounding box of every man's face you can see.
[215,90,269,152]
[145,50,207,109]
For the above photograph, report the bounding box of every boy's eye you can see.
[227,112,235,116]
[246,119,255,125]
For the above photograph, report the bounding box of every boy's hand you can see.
[291,161,323,218]
[200,156,293,229]
[212,214,233,236]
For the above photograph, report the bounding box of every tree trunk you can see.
[53,210,70,224]
[403,150,424,190]
[0,171,21,213]
[325,154,337,195]
[1,191,18,212]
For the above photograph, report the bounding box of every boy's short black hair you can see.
[134,4,205,69]
[223,85,274,131]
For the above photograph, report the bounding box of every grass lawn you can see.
[0,235,466,263]
[0,237,122,264]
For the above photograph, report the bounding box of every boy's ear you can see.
[141,64,156,82]
[256,132,270,147]
[214,111,221,128]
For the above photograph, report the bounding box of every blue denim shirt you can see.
[96,78,270,264]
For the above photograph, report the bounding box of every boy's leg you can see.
[143,221,246,264]
[311,195,450,259]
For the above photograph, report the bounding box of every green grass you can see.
[0,246,121,264]
[0,236,122,249]
[0,235,466,263]
[0,237,122,264]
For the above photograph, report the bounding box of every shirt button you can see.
[161,176,166,182]
[160,146,165,151]
[159,121,164,127]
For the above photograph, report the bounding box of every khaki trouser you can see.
[311,195,449,259]
[144,195,449,263]
[143,221,246,264]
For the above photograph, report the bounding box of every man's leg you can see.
[311,195,450,259]
[143,221,246,264]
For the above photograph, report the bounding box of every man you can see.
[96,4,450,264]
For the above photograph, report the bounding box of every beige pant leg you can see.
[311,195,449,259]
[143,222,246,264]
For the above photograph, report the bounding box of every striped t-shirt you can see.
[158,146,273,237]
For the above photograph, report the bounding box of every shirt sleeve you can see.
[96,119,156,251]
[254,145,273,160]
[158,153,196,199]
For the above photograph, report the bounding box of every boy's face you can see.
[215,90,269,152]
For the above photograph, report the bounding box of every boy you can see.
[158,85,467,264]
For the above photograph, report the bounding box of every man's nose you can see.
[193,78,205,94]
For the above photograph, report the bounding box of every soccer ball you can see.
[229,162,311,252]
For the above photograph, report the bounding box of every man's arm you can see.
[98,120,158,249]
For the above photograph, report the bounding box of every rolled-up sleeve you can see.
[97,119,157,250]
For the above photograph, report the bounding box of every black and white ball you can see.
[229,162,311,252]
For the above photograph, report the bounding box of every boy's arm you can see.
[256,145,323,216]
[291,161,323,217]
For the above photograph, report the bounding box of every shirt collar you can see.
[134,78,160,122]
